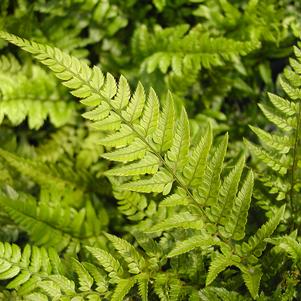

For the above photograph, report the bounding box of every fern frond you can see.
[165,108,190,172]
[152,92,175,153]
[267,92,296,116]
[71,259,93,291]
[182,125,212,188]
[105,153,159,177]
[267,235,301,268]
[132,231,162,261]
[120,170,174,195]
[0,64,75,129]
[111,277,136,301]
[148,212,203,233]
[83,262,108,294]
[221,171,254,240]
[245,140,289,175]
[86,246,124,283]
[0,148,83,195]
[105,233,145,274]
[0,54,21,74]
[199,287,246,301]
[0,189,101,252]
[159,188,190,207]
[258,103,296,132]
[241,205,285,257]
[153,273,183,301]
[0,31,285,300]
[206,252,240,286]
[196,134,228,206]
[132,24,259,75]
[249,125,292,154]
[168,235,220,258]
[209,156,245,225]
[246,45,301,209]
[38,269,107,299]
[0,242,63,294]
[111,183,150,221]
[239,264,262,299]
[136,273,149,301]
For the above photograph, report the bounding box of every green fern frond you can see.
[159,188,190,207]
[199,286,247,301]
[0,189,102,252]
[165,108,190,172]
[111,277,136,301]
[105,233,145,274]
[71,259,93,292]
[0,242,63,295]
[246,45,301,210]
[209,156,245,225]
[120,170,174,195]
[168,235,220,258]
[0,54,21,74]
[241,205,285,258]
[0,31,289,301]
[0,64,75,129]
[153,273,183,301]
[148,212,203,233]
[37,268,108,300]
[267,235,301,269]
[239,264,262,299]
[245,140,289,175]
[249,125,292,154]
[196,134,228,206]
[152,92,175,153]
[131,231,162,261]
[0,148,84,196]
[206,252,240,286]
[105,153,159,177]
[267,92,296,116]
[136,273,149,301]
[258,103,296,132]
[86,246,124,284]
[111,183,150,221]
[221,171,254,240]
[132,24,259,75]
[182,125,212,188]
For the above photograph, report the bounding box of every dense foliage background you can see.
[0,0,300,300]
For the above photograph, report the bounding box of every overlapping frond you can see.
[132,24,260,75]
[0,63,75,129]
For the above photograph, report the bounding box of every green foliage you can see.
[0,1,300,300]
[246,44,301,228]
[0,60,75,129]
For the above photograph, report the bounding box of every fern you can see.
[0,63,75,129]
[0,27,297,300]
[0,188,104,253]
[0,54,21,74]
[246,45,301,225]
[0,242,63,295]
[199,286,247,301]
[266,232,301,270]
[132,24,259,76]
